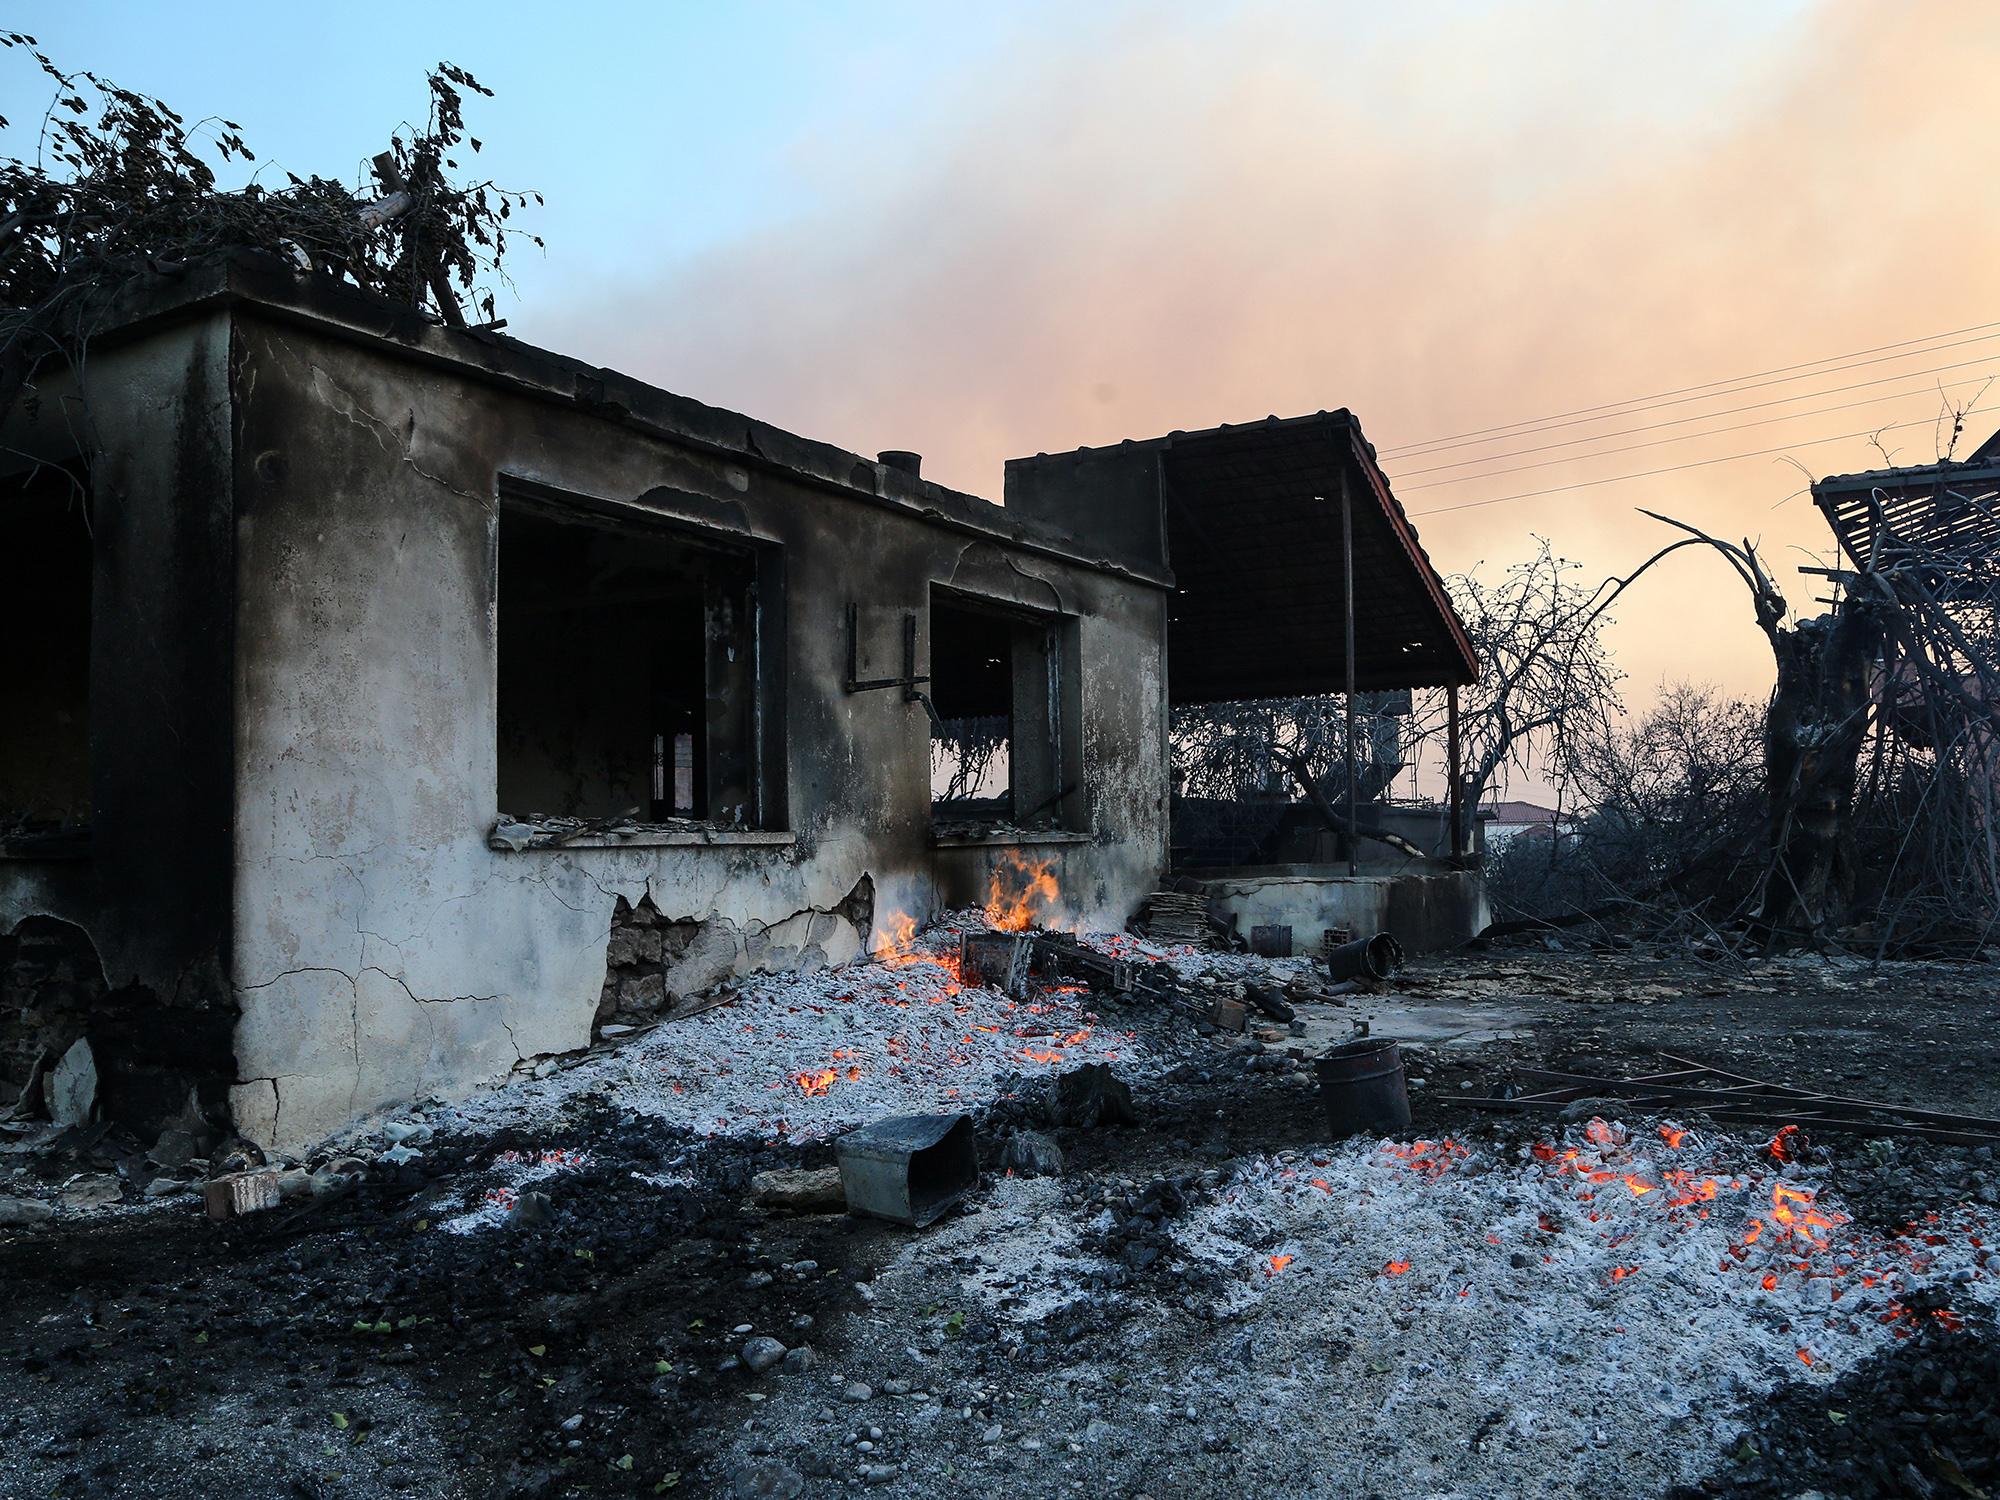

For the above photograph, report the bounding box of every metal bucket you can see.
[835,1113,979,1227]
[1315,1037,1412,1136]
[1324,931,1404,982]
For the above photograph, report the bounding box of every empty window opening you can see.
[929,592,1076,834]
[497,503,768,827]
[1,471,91,851]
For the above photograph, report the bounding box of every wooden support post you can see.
[1447,682,1465,861]
[1341,475,1359,878]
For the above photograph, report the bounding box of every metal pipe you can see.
[1341,475,1358,876]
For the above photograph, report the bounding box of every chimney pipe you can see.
[878,450,922,478]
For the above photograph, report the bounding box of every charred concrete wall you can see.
[0,317,239,1122]
[222,283,1167,1148]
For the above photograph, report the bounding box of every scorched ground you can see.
[1,931,1997,1499]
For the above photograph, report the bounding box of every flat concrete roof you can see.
[79,250,1175,592]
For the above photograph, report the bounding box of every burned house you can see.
[1,254,1476,1149]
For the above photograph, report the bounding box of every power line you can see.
[1405,403,1999,518]
[1379,320,2000,458]
[1384,356,2000,478]
[1396,373,1999,492]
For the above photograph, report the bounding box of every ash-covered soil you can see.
[1,943,1996,1500]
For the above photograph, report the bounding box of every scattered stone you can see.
[1000,1130,1065,1177]
[47,1038,98,1128]
[60,1173,122,1209]
[730,1459,805,1499]
[0,1195,54,1226]
[508,1190,554,1228]
[843,1381,875,1403]
[881,1378,911,1397]
[741,1334,787,1374]
[860,1465,896,1484]
[144,1176,187,1199]
[1054,1063,1137,1128]
[599,1024,636,1038]
[274,1168,316,1208]
[310,1160,365,1199]
[148,1127,199,1169]
[208,1139,267,1177]
[749,1166,846,1214]
[382,1119,432,1146]
[744,1270,775,1290]
[380,1144,424,1166]
[780,1346,818,1375]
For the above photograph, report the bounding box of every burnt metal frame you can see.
[1462,1054,2000,1146]
[842,603,929,702]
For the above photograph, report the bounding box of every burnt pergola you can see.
[1007,410,1479,862]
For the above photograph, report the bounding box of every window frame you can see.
[492,482,788,840]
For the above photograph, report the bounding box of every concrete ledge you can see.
[930,830,1095,850]
[489,823,797,852]
[1198,866,1490,954]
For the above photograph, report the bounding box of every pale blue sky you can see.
[7,2,1814,329]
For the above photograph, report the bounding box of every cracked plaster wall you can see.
[225,313,1167,1150]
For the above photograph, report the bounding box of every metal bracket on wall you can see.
[843,604,937,724]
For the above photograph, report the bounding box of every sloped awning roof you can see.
[1005,410,1476,703]
[1813,427,2000,566]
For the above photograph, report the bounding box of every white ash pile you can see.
[895,1116,1998,1497]
[413,913,1167,1151]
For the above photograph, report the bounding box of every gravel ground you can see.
[1,940,1996,1500]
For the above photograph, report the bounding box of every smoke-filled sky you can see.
[17,0,2000,755]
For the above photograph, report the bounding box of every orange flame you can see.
[876,911,921,963]
[1383,1260,1411,1276]
[985,851,1060,931]
[1768,1125,1801,1163]
[1659,1125,1687,1149]
[1266,1254,1293,1276]
[793,1068,839,1097]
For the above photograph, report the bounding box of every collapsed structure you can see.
[0,252,1475,1148]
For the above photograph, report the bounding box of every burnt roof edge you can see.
[73,250,1174,592]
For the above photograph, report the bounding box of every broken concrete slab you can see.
[59,1173,121,1209]
[47,1038,97,1128]
[204,1169,281,1220]
[748,1166,846,1214]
